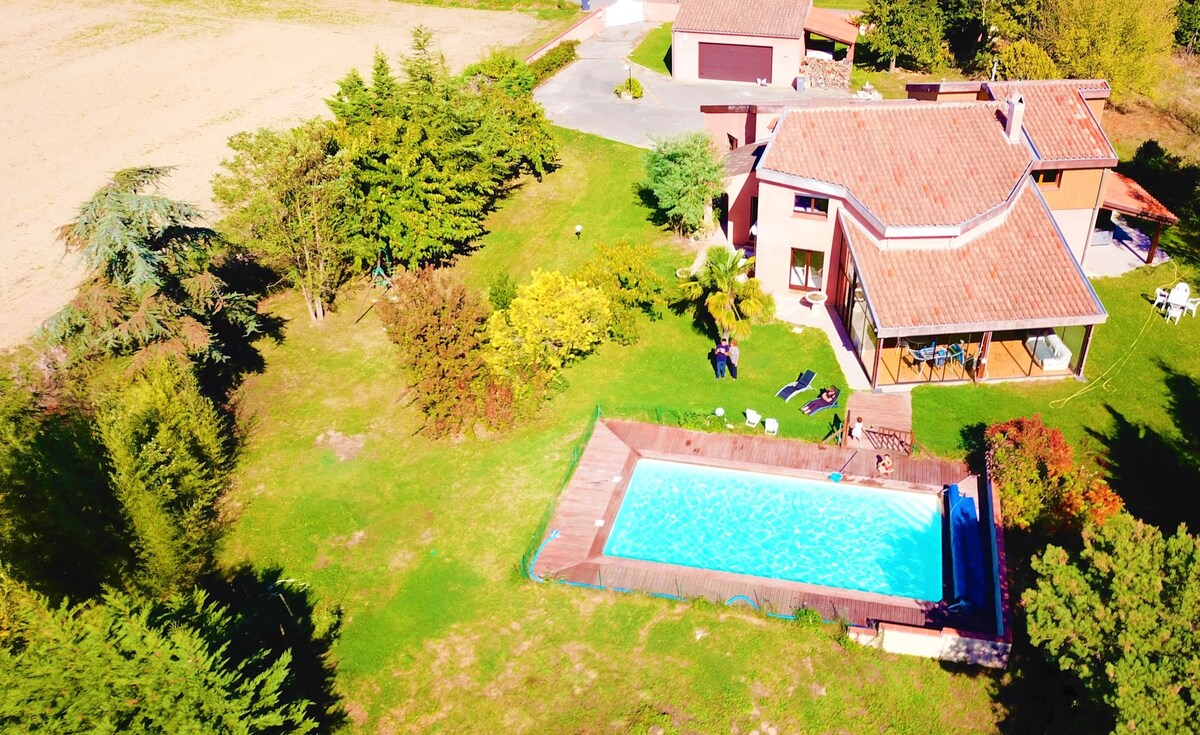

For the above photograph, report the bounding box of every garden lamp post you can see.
[623,64,631,92]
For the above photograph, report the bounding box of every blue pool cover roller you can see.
[946,483,987,610]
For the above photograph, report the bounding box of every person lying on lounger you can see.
[800,385,839,414]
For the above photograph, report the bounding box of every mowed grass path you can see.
[222,130,1001,733]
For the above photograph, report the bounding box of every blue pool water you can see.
[603,459,944,601]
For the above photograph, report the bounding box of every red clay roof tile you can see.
[675,0,812,38]
[843,182,1106,334]
[985,81,1116,163]
[803,8,861,44]
[1103,171,1178,224]
[760,102,1031,227]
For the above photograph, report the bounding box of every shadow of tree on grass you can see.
[202,564,347,733]
[1088,365,1200,532]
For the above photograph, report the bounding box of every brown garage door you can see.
[698,42,772,84]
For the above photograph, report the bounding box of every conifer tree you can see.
[43,167,260,369]
[97,359,229,598]
[0,582,318,733]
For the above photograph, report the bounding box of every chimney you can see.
[1004,93,1026,144]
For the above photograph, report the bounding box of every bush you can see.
[984,415,1125,532]
[377,267,514,438]
[642,133,725,237]
[614,77,644,98]
[793,607,824,629]
[488,272,518,312]
[98,359,230,599]
[529,41,579,85]
[486,270,611,378]
[995,39,1060,80]
[573,242,667,345]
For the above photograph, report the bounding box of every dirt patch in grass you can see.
[316,429,366,460]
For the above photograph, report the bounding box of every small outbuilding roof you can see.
[1103,171,1178,224]
[674,0,812,38]
[803,7,861,44]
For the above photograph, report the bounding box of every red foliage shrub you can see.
[377,267,514,438]
[985,415,1126,532]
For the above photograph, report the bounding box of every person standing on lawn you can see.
[714,339,729,379]
[728,339,740,380]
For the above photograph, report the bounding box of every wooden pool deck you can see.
[532,419,973,628]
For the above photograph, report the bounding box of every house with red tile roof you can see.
[702,81,1176,389]
[671,0,860,86]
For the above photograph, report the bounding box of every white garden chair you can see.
[1187,297,1200,318]
[764,418,779,436]
[745,409,761,428]
[1153,287,1170,310]
[1166,283,1191,324]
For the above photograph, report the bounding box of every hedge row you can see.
[530,40,579,85]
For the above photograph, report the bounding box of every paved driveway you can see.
[536,22,849,148]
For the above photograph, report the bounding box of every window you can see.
[727,133,739,150]
[1033,169,1062,189]
[793,195,829,215]
[790,248,825,290]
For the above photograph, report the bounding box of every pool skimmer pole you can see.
[829,449,859,483]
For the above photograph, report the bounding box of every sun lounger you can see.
[802,388,840,415]
[775,370,816,402]
[745,409,762,428]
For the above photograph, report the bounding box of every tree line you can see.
[0,28,556,732]
[860,0,1183,101]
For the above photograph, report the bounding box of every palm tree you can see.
[678,246,774,339]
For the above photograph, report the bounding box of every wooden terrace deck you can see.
[532,419,973,629]
[842,392,914,454]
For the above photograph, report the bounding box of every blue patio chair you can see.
[776,370,817,402]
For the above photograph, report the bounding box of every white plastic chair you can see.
[1153,287,1170,310]
[764,418,779,436]
[745,409,761,428]
[1167,282,1191,309]
[1187,297,1200,318]
[1168,304,1185,324]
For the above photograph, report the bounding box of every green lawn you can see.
[629,23,672,76]
[850,65,968,99]
[814,0,866,9]
[222,128,1002,732]
[459,128,671,291]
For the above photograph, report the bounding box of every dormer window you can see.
[794,195,829,215]
[1034,170,1062,189]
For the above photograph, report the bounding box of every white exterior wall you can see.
[1051,208,1095,264]
[671,30,803,86]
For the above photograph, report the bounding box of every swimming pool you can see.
[603,458,944,601]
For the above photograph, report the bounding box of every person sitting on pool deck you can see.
[800,385,839,415]
[877,453,894,477]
